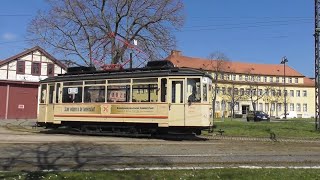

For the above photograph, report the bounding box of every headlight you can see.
[257,116,261,118]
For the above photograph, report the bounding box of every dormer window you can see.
[31,62,41,76]
[16,61,25,74]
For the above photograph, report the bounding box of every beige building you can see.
[167,50,315,118]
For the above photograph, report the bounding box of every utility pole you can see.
[315,0,320,130]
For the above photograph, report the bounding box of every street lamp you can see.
[280,56,288,119]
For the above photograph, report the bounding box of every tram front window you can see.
[187,78,201,103]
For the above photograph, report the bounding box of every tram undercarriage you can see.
[38,121,207,136]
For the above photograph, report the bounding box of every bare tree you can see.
[243,69,266,113]
[262,85,286,117]
[222,82,244,118]
[207,51,230,120]
[28,0,184,67]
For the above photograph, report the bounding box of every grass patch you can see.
[207,118,320,139]
[1,169,320,180]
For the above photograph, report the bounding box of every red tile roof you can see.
[166,50,314,87]
[166,51,304,77]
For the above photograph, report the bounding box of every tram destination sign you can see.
[68,88,78,94]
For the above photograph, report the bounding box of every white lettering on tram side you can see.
[64,107,96,112]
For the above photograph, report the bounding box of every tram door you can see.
[45,84,55,122]
[168,79,185,126]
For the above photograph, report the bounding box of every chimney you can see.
[171,50,182,56]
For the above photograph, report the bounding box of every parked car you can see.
[247,111,270,122]
[278,111,297,119]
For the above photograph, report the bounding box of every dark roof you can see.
[0,46,67,69]
[41,67,213,83]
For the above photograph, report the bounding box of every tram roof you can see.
[40,66,213,83]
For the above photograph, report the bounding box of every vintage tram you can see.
[37,61,213,135]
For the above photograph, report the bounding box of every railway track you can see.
[3,123,320,143]
[2,153,320,171]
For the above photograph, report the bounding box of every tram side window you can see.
[187,78,201,102]
[84,86,105,102]
[132,84,158,102]
[107,85,130,102]
[48,85,54,104]
[161,78,167,102]
[62,87,83,103]
[40,84,47,104]
[203,83,208,102]
[56,83,61,103]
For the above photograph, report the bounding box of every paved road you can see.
[1,125,320,171]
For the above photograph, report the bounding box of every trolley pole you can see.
[315,0,320,130]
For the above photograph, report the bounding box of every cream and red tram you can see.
[37,61,213,135]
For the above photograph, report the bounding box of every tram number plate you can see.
[68,88,78,94]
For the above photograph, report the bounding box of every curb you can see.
[203,135,320,143]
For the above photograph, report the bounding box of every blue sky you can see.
[0,0,314,77]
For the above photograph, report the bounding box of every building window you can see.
[245,75,248,81]
[296,103,301,112]
[232,74,236,81]
[216,87,220,94]
[271,90,276,96]
[290,90,294,97]
[246,89,250,95]
[234,88,239,95]
[240,88,244,95]
[271,103,275,111]
[215,101,220,111]
[296,90,300,97]
[31,62,41,75]
[251,75,255,82]
[47,63,54,76]
[252,89,256,96]
[239,75,243,81]
[235,102,240,111]
[226,74,230,80]
[270,77,273,83]
[303,90,307,97]
[221,87,226,95]
[257,76,261,82]
[295,78,298,83]
[227,87,232,95]
[16,61,25,74]
[259,103,263,111]
[264,76,267,82]
[282,77,285,83]
[303,104,307,112]
[258,89,263,96]
[277,90,281,96]
[276,77,279,83]
[221,101,226,111]
[290,103,294,111]
[289,78,292,83]
[265,103,269,112]
[277,103,282,112]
